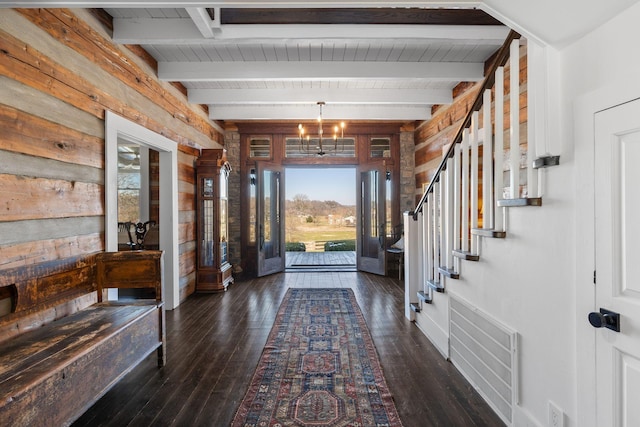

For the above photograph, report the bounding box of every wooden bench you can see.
[0,250,166,427]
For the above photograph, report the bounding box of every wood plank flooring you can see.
[73,272,504,427]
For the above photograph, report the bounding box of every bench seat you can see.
[0,251,165,427]
[0,300,163,426]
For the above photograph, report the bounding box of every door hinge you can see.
[593,270,596,284]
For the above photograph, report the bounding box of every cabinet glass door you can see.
[200,177,215,267]
[219,167,229,265]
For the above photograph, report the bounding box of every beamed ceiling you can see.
[7,0,639,123]
[104,6,509,122]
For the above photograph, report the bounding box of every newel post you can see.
[404,211,422,321]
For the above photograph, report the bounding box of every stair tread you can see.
[427,280,445,292]
[471,228,507,238]
[496,197,542,207]
[438,267,460,279]
[417,291,432,304]
[452,250,480,261]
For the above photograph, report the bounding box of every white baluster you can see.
[509,39,520,199]
[435,179,443,283]
[446,155,455,269]
[425,190,433,283]
[461,129,470,252]
[483,88,494,229]
[453,144,461,261]
[470,111,479,252]
[429,191,438,285]
[494,66,505,230]
[421,198,430,291]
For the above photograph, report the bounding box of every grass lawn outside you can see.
[286,224,356,252]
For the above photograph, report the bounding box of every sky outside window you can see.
[285,168,356,205]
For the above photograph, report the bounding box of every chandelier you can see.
[297,102,346,156]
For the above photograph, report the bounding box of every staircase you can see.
[403,30,559,425]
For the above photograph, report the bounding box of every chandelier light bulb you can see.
[297,101,346,156]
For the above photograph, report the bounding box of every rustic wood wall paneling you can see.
[413,45,528,201]
[0,105,104,169]
[17,8,219,144]
[0,216,103,246]
[0,232,103,270]
[0,175,103,222]
[0,27,199,149]
[0,76,103,139]
[0,9,217,301]
[0,150,102,186]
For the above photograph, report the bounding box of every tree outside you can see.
[285,193,356,252]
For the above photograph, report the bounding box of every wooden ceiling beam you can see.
[219,7,502,25]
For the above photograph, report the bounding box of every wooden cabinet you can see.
[195,149,233,292]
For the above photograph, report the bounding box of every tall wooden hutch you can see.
[195,149,233,292]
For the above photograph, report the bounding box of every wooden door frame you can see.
[237,122,402,277]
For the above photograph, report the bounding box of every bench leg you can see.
[157,345,165,366]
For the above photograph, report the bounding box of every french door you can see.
[592,98,640,426]
[257,163,285,277]
[357,163,386,275]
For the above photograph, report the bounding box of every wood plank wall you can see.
[0,9,222,301]
[413,45,528,204]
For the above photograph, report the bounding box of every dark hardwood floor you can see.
[73,272,504,427]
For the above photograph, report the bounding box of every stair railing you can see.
[404,29,547,317]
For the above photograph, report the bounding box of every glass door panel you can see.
[257,163,285,276]
[357,164,386,275]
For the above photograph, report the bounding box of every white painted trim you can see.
[105,111,181,310]
[573,80,640,427]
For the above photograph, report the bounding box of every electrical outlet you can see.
[548,401,564,427]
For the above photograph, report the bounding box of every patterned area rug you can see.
[232,288,403,427]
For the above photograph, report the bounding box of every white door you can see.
[593,98,640,427]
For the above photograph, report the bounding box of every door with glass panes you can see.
[357,163,387,275]
[257,162,285,277]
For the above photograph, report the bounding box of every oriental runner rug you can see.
[231,288,403,427]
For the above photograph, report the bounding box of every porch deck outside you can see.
[286,251,356,272]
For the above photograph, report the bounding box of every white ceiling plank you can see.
[188,87,453,105]
[113,19,509,45]
[208,103,432,120]
[159,60,483,81]
[114,18,202,44]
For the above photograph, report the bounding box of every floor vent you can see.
[449,295,518,425]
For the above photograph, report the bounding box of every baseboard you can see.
[414,310,450,359]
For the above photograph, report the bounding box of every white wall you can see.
[409,5,640,426]
[564,3,640,427]
[464,4,640,426]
